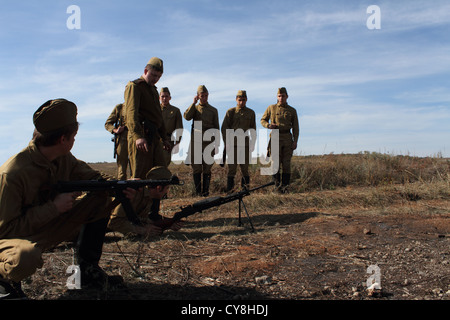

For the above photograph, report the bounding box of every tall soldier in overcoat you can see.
[124,57,171,220]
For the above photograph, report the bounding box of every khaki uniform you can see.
[107,188,154,236]
[161,104,183,166]
[124,77,167,179]
[261,103,299,175]
[105,103,129,179]
[0,141,111,282]
[107,166,173,236]
[221,106,256,179]
[184,102,220,175]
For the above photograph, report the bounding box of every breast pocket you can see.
[238,114,253,130]
[201,109,215,129]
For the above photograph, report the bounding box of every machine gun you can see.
[154,181,275,232]
[53,176,183,226]
[111,117,124,159]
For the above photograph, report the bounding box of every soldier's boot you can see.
[281,173,291,193]
[202,173,211,197]
[193,173,202,196]
[148,198,162,221]
[76,217,123,289]
[241,176,250,189]
[0,277,27,300]
[272,173,281,191]
[226,176,235,193]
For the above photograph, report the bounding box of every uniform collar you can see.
[27,140,56,169]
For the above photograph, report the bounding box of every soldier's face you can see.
[236,97,247,108]
[151,185,170,199]
[198,92,208,105]
[61,131,77,154]
[144,68,163,85]
[160,92,171,106]
[277,93,288,105]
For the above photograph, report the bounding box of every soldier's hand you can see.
[133,223,163,237]
[122,187,138,201]
[136,138,149,152]
[292,142,297,150]
[169,221,183,231]
[162,139,172,151]
[268,123,278,129]
[193,95,199,104]
[113,126,125,134]
[53,191,82,213]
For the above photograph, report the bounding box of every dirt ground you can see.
[22,187,449,304]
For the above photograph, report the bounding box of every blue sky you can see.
[1,0,449,164]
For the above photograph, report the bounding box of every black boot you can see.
[226,176,234,193]
[76,218,123,289]
[272,173,281,190]
[193,173,202,196]
[241,176,250,189]
[0,277,27,300]
[281,173,291,193]
[202,173,211,197]
[148,198,162,221]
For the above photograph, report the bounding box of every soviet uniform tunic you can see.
[184,102,220,175]
[161,104,183,166]
[221,105,256,178]
[0,141,111,282]
[261,103,299,174]
[124,77,167,179]
[105,103,129,179]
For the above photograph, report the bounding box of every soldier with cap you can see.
[105,103,129,180]
[0,99,136,299]
[124,57,171,221]
[107,166,183,238]
[184,85,220,196]
[221,90,256,192]
[261,87,299,192]
[160,87,183,167]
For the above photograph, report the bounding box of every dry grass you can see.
[89,152,449,212]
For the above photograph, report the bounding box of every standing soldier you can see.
[124,57,170,221]
[261,87,299,192]
[221,90,256,192]
[184,85,220,196]
[160,87,183,167]
[104,103,129,180]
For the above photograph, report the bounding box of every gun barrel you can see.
[247,181,275,192]
[54,176,183,193]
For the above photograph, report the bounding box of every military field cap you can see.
[236,90,247,98]
[33,99,78,134]
[147,57,163,72]
[146,166,172,180]
[160,87,171,95]
[197,85,208,94]
[278,87,288,95]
